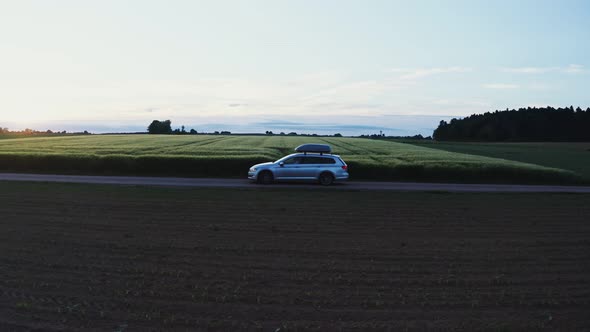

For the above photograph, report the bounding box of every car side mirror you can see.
[279,161,284,167]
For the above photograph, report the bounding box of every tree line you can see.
[148,120,344,136]
[433,106,590,141]
[0,127,89,137]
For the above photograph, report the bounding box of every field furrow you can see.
[1,182,589,330]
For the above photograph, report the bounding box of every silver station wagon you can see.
[248,144,349,185]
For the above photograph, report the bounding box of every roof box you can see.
[294,143,332,154]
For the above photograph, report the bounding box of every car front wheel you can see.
[257,171,274,185]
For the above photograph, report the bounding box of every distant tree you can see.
[220,131,231,135]
[279,132,285,135]
[265,131,273,135]
[433,106,590,141]
[148,120,172,134]
[214,131,220,135]
[190,129,197,134]
[287,132,297,136]
[334,133,343,137]
[171,125,189,135]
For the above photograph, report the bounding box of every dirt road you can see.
[1,172,590,192]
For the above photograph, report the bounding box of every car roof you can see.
[289,153,341,158]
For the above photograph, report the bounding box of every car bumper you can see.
[336,173,349,181]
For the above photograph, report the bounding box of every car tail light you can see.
[342,165,348,171]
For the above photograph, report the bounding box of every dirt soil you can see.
[0,182,589,331]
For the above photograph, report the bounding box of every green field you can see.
[0,134,585,184]
[402,140,590,180]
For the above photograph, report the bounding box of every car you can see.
[248,144,349,185]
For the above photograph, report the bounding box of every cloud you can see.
[501,67,559,74]
[483,83,520,89]
[255,120,305,126]
[528,82,553,91]
[390,67,472,80]
[431,99,491,107]
[500,64,585,74]
[254,122,397,132]
[564,64,584,74]
[300,79,408,111]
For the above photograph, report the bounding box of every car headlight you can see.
[249,167,256,172]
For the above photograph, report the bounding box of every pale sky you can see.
[1,0,589,135]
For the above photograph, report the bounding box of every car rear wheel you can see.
[319,172,334,186]
[257,171,274,184]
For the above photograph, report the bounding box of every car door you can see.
[300,156,323,179]
[274,156,304,179]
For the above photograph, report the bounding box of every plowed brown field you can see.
[1,182,589,331]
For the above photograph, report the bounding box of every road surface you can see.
[1,172,590,193]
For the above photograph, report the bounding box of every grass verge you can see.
[0,152,583,184]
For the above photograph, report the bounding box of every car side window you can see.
[302,157,336,164]
[302,157,320,164]
[283,157,302,164]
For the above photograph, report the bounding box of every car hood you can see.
[251,162,274,169]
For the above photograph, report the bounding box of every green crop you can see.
[0,135,584,184]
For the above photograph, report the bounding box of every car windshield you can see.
[274,154,297,163]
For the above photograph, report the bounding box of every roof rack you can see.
[294,144,332,155]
